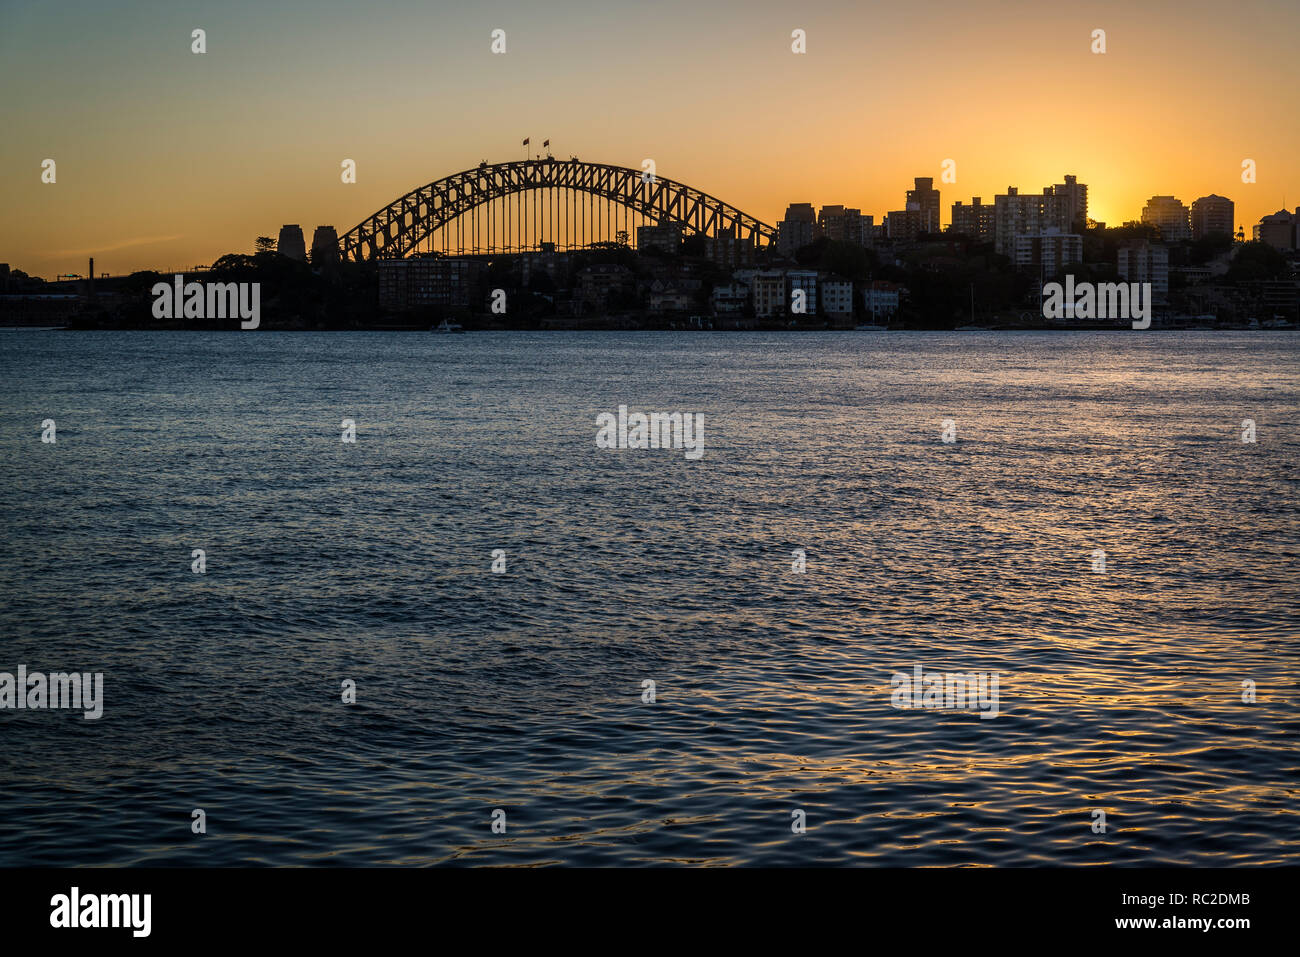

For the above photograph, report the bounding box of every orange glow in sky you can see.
[2,0,1297,276]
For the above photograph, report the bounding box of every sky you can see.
[2,0,1298,278]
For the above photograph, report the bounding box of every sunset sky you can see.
[2,0,1298,278]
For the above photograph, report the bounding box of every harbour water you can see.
[0,330,1296,865]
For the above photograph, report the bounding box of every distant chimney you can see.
[89,257,95,299]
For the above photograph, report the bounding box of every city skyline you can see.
[3,0,1299,276]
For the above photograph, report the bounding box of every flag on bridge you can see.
[543,140,549,148]
[522,138,529,146]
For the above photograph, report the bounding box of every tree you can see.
[255,236,277,254]
[1226,241,1288,283]
[823,240,876,281]
[1189,232,1235,265]
[211,253,257,273]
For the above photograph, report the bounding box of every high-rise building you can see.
[1013,228,1083,275]
[818,204,847,238]
[1140,196,1191,242]
[858,213,876,247]
[950,197,995,242]
[992,176,1088,255]
[884,210,919,243]
[1050,175,1088,231]
[377,258,475,309]
[777,203,817,257]
[1190,196,1235,240]
[706,238,752,268]
[705,227,757,268]
[1118,242,1170,299]
[886,177,943,243]
[906,177,941,233]
[1253,208,1298,250]
[311,226,340,265]
[817,206,874,246]
[277,224,307,261]
[994,187,1046,256]
[636,223,683,253]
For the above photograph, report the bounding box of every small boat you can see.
[432,319,465,333]
[855,323,888,331]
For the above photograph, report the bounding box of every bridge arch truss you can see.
[339,159,777,261]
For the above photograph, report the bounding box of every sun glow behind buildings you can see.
[1,0,1297,276]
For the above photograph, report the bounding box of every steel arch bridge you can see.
[338,158,777,261]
